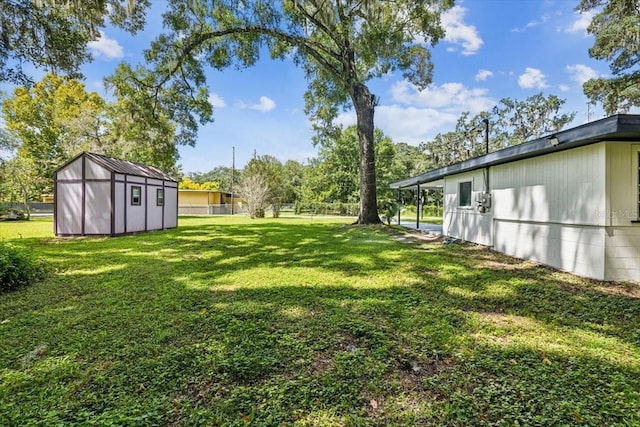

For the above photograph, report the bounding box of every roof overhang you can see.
[391,114,640,189]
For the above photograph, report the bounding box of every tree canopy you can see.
[0,0,149,86]
[1,72,189,198]
[423,93,576,168]
[2,73,106,193]
[578,0,640,114]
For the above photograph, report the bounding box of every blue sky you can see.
[9,1,617,173]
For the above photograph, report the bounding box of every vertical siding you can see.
[115,182,125,234]
[126,181,146,232]
[84,158,110,180]
[56,183,83,234]
[164,185,178,228]
[492,144,606,225]
[84,182,111,234]
[606,143,637,225]
[443,170,493,246]
[488,144,607,279]
[56,157,83,180]
[494,221,605,279]
[147,187,164,230]
[604,142,640,281]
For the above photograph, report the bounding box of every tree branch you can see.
[158,25,348,90]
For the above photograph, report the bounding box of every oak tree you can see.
[137,0,452,224]
[0,0,149,85]
[578,0,640,114]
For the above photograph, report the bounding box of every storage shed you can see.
[391,114,640,282]
[54,152,178,236]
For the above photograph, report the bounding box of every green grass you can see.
[1,216,639,426]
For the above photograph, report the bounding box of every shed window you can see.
[157,189,165,206]
[131,186,141,206]
[459,181,472,207]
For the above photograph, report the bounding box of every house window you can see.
[157,188,164,206]
[459,181,472,207]
[131,186,141,206]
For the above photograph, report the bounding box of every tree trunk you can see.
[352,83,381,224]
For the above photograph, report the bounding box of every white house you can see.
[54,152,178,236]
[391,114,640,282]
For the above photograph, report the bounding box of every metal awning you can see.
[391,114,640,189]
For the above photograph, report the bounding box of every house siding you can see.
[443,170,492,246]
[442,143,610,280]
[604,227,640,281]
[603,142,640,281]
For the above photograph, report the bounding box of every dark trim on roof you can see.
[55,152,178,182]
[391,114,640,189]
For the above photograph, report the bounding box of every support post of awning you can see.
[397,188,401,225]
[416,183,421,230]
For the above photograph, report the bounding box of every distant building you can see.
[392,114,640,282]
[178,189,242,215]
[54,152,178,236]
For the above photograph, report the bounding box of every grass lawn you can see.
[1,216,639,426]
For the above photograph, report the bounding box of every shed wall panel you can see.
[115,182,125,234]
[164,187,178,228]
[85,158,111,180]
[84,182,111,234]
[57,157,83,181]
[126,184,146,232]
[127,176,146,184]
[147,190,163,230]
[56,183,83,234]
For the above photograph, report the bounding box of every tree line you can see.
[182,91,575,219]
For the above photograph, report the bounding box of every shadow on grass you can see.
[1,219,639,425]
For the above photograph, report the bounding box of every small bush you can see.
[0,242,46,292]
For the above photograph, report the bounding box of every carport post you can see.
[397,188,401,225]
[416,184,420,229]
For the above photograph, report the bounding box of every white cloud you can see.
[238,96,276,112]
[559,84,571,92]
[376,106,460,144]
[565,64,599,86]
[88,32,123,60]
[511,14,550,33]
[475,69,494,81]
[332,80,497,145]
[208,93,226,108]
[564,10,594,35]
[518,67,549,89]
[390,81,495,113]
[335,106,459,145]
[441,6,483,55]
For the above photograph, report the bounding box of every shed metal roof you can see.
[59,152,178,182]
[391,114,640,189]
